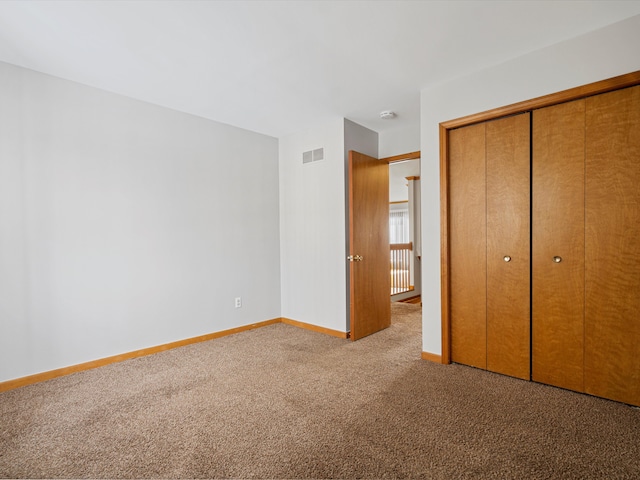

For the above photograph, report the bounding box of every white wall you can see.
[344,119,379,160]
[379,124,420,159]
[420,15,640,355]
[279,119,378,334]
[389,160,420,203]
[279,118,347,332]
[0,62,281,382]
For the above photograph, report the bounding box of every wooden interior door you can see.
[485,113,531,380]
[585,85,640,406]
[449,123,487,369]
[348,150,391,341]
[532,100,586,392]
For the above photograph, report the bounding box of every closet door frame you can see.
[439,70,640,364]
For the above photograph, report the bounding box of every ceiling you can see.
[1,1,639,138]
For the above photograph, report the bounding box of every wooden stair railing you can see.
[390,242,413,295]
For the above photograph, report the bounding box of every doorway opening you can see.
[387,152,421,306]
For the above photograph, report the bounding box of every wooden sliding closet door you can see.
[449,123,487,369]
[585,85,640,406]
[445,73,640,406]
[532,100,586,392]
[486,114,531,380]
[449,114,530,378]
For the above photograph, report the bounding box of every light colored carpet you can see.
[1,303,639,479]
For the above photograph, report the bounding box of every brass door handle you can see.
[553,256,562,263]
[347,255,363,262]
[503,255,512,262]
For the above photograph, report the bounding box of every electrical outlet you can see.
[235,297,242,308]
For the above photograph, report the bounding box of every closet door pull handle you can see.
[553,256,562,263]
[503,256,511,262]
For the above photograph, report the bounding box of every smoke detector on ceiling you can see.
[380,110,396,119]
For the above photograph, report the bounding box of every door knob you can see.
[553,256,562,263]
[347,255,363,262]
[503,255,512,262]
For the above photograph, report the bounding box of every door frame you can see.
[382,151,421,164]
[439,70,640,364]
[385,151,421,302]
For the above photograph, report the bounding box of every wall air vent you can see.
[302,150,313,164]
[303,147,324,164]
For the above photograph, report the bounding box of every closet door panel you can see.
[486,113,531,380]
[585,85,640,406]
[449,124,487,369]
[532,100,585,392]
